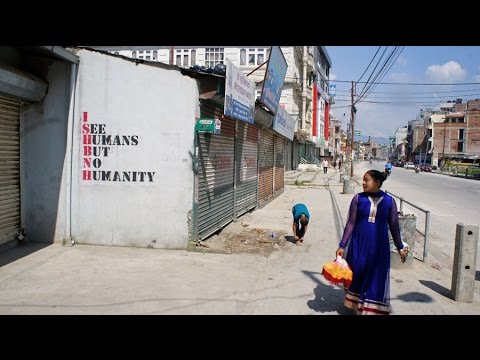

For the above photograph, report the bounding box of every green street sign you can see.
[195,118,221,134]
[354,130,361,136]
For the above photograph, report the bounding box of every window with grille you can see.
[191,50,196,65]
[174,49,197,67]
[205,48,224,68]
[240,48,268,66]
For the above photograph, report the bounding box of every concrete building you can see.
[311,46,332,158]
[0,46,79,251]
[328,116,342,162]
[70,48,202,249]
[393,126,408,160]
[432,99,480,166]
[1,46,302,251]
[407,119,427,163]
[93,46,332,169]
[426,112,446,166]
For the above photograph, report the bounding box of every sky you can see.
[326,46,480,139]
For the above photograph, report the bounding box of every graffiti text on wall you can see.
[81,112,155,183]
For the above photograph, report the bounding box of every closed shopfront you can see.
[285,140,293,171]
[299,143,306,161]
[196,102,235,240]
[258,128,274,205]
[274,135,285,194]
[234,121,258,218]
[292,140,300,170]
[0,96,21,245]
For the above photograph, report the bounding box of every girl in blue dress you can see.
[335,170,407,315]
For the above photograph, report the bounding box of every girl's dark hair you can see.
[366,170,388,187]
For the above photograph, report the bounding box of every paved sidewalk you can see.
[0,165,479,314]
[328,163,480,314]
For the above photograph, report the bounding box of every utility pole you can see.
[350,81,355,177]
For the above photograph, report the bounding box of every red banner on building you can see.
[324,102,329,141]
[312,84,318,137]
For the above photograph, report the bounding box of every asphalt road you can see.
[354,161,480,272]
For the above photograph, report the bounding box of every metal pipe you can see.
[424,210,430,259]
[386,191,429,213]
[247,60,268,77]
[350,81,355,177]
[386,190,431,262]
[65,61,78,246]
[233,121,238,220]
[442,115,446,170]
[192,129,199,242]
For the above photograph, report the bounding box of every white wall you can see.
[72,49,199,249]
[282,47,300,87]
[395,127,408,146]
[280,47,302,122]
[430,114,445,124]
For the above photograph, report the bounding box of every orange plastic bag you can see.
[322,256,353,288]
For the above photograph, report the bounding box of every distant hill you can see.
[355,135,389,145]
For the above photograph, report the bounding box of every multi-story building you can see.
[393,126,408,160]
[432,99,480,166]
[407,119,427,163]
[312,46,332,158]
[93,45,332,169]
[328,116,342,161]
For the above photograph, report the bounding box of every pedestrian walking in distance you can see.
[335,170,407,315]
[322,158,329,174]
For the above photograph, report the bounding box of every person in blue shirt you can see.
[292,203,310,245]
[385,161,392,175]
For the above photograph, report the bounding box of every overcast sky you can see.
[326,46,480,138]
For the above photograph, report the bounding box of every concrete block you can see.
[342,178,355,194]
[389,214,416,269]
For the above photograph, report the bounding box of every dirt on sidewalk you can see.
[189,221,294,256]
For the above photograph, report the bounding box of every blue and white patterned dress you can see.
[339,191,403,315]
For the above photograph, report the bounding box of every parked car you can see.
[420,165,432,172]
[404,162,415,170]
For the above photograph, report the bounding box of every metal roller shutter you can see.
[0,96,21,245]
[285,140,293,171]
[274,135,285,193]
[197,107,235,240]
[258,128,274,205]
[234,122,258,218]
